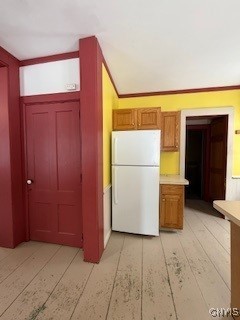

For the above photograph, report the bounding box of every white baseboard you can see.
[104,229,112,248]
[103,184,112,248]
[104,184,111,193]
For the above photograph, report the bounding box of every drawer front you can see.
[161,184,184,195]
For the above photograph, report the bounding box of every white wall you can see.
[228,177,240,200]
[20,58,80,96]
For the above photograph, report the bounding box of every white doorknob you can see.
[26,179,33,185]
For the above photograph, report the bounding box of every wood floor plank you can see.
[35,251,93,320]
[193,210,230,254]
[179,220,230,310]
[161,230,212,320]
[0,247,14,262]
[142,236,177,320]
[0,201,233,320]
[106,234,142,320]
[185,210,230,289]
[0,241,43,284]
[0,243,60,316]
[186,200,230,233]
[71,232,124,320]
[0,246,78,320]
[212,215,230,233]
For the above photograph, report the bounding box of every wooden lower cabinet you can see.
[160,184,184,229]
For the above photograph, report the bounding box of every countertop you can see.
[160,175,189,185]
[213,201,240,228]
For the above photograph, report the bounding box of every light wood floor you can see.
[0,200,231,320]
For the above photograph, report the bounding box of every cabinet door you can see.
[137,108,161,130]
[113,109,137,130]
[161,112,180,151]
[160,185,183,229]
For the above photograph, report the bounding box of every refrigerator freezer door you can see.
[112,130,160,166]
[112,165,159,236]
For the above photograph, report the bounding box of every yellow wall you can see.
[102,65,118,187]
[118,90,240,175]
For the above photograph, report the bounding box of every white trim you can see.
[104,184,112,193]
[104,229,112,248]
[180,107,234,200]
[103,184,112,248]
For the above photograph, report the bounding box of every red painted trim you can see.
[0,46,19,63]
[0,47,24,248]
[79,36,104,263]
[119,84,240,98]
[21,99,30,242]
[102,57,119,96]
[22,91,80,105]
[0,67,14,247]
[20,51,79,66]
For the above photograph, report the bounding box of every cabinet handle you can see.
[162,198,166,201]
[132,122,134,125]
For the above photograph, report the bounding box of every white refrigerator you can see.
[112,130,160,236]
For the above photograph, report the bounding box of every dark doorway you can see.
[185,125,208,199]
[186,129,204,199]
[185,115,228,202]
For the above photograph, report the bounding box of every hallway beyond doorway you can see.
[185,115,228,202]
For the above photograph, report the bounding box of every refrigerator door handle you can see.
[114,167,118,204]
[113,137,118,164]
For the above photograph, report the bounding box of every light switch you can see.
[66,83,77,91]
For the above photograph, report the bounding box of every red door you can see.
[26,101,82,247]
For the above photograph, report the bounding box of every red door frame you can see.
[21,92,81,243]
[0,47,24,248]
[186,124,211,201]
[0,65,13,246]
[209,116,228,201]
[1,37,105,263]
[79,37,104,263]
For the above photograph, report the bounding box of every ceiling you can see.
[1,0,240,94]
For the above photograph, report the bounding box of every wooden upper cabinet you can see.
[113,109,137,130]
[113,107,161,131]
[137,108,161,130]
[161,111,180,151]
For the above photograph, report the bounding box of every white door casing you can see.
[180,107,234,200]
